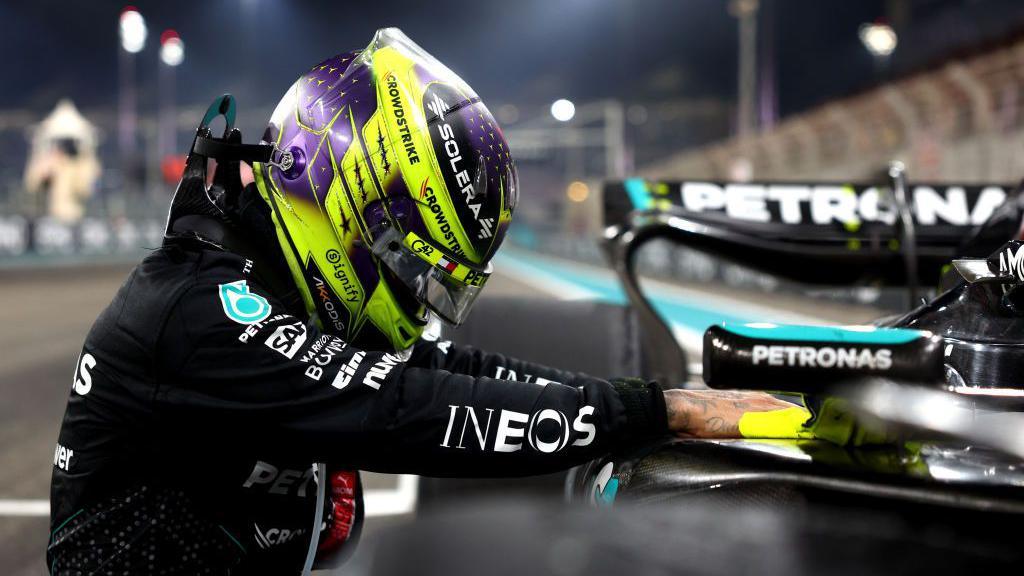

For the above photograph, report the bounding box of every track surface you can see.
[0,256,879,575]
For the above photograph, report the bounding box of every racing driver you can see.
[48,29,797,575]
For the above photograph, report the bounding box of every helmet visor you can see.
[370,225,491,325]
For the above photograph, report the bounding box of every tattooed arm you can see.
[664,389,800,438]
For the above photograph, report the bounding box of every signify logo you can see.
[751,345,892,370]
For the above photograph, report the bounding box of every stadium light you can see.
[859,21,897,57]
[160,30,185,66]
[566,180,589,203]
[119,7,147,54]
[550,99,576,122]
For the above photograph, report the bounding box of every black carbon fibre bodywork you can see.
[703,324,946,393]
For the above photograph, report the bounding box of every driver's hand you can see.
[667,390,893,446]
[664,389,802,437]
[664,390,893,446]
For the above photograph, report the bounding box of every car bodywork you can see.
[568,164,1024,553]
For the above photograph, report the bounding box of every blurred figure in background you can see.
[23,99,101,223]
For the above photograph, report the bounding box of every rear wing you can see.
[602,176,1019,286]
[600,164,1021,386]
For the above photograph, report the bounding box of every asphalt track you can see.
[0,252,881,575]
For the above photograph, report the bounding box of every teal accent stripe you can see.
[724,323,925,344]
[494,250,759,335]
[50,508,85,572]
[50,508,84,541]
[219,525,247,554]
[597,478,619,506]
[623,178,653,210]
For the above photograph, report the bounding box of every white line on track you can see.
[0,499,50,516]
[363,475,418,517]
[0,477,419,518]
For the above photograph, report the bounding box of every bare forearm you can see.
[664,389,798,438]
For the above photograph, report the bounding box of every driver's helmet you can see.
[253,28,518,351]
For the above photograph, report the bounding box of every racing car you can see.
[384,164,1024,574]
[559,162,1024,565]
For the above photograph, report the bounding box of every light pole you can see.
[729,0,759,138]
[118,6,146,198]
[158,30,184,192]
[859,20,898,75]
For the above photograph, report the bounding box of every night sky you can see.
[4,0,1024,138]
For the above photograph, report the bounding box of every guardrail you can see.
[0,215,164,259]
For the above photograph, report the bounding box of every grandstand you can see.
[643,31,1024,184]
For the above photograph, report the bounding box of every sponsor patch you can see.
[437,256,458,273]
[666,181,1007,227]
[242,460,317,497]
[264,322,308,360]
[383,72,421,165]
[254,523,308,550]
[998,243,1024,282]
[53,443,75,471]
[330,351,366,390]
[304,258,348,334]
[363,353,403,389]
[440,405,596,453]
[219,280,272,324]
[73,352,96,396]
[493,366,561,386]
[750,345,893,370]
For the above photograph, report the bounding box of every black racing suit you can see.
[48,231,667,575]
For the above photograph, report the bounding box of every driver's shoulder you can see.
[104,244,261,342]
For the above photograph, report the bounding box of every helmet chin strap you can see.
[193,136,275,165]
[190,94,295,170]
[168,95,276,232]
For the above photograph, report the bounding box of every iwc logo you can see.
[219,280,272,324]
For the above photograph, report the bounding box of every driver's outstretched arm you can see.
[157,279,667,477]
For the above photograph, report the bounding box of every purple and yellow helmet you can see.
[254,28,518,351]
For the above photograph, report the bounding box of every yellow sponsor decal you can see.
[403,231,489,288]
[256,159,366,334]
[372,46,479,263]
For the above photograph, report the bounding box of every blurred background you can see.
[5,0,1024,574]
